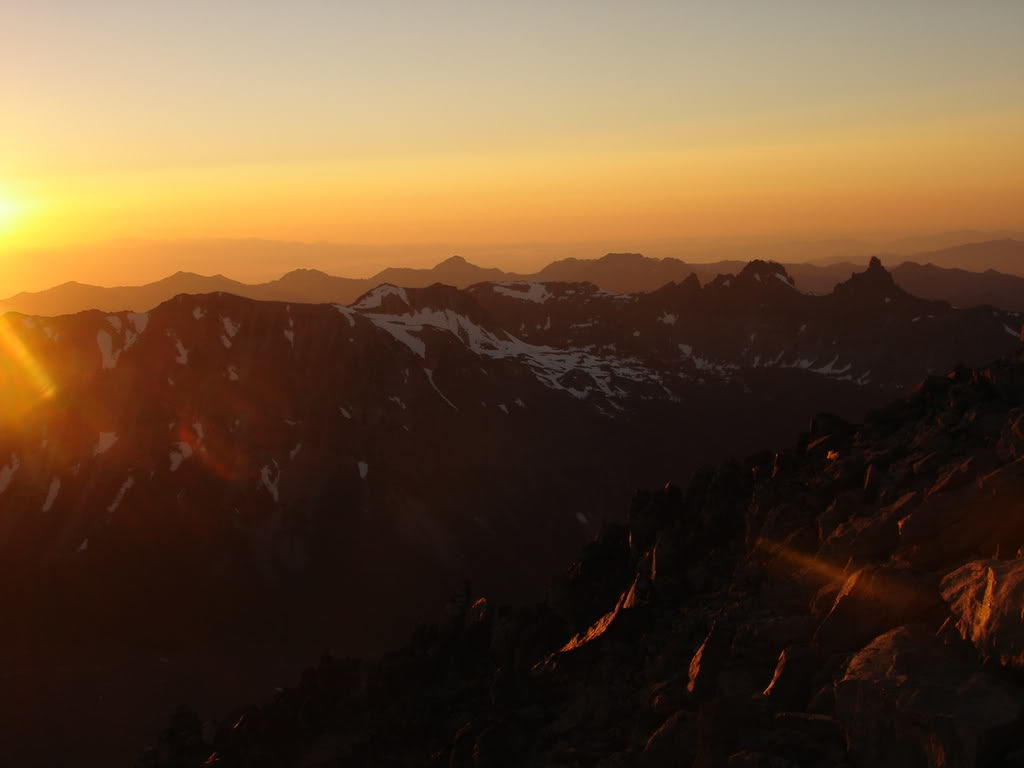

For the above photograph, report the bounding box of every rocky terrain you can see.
[141,344,1024,768]
[0,259,1020,765]
[3,239,1023,317]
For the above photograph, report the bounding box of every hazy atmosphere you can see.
[2,1,1022,291]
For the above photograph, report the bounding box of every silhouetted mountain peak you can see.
[600,252,647,265]
[436,254,469,268]
[281,268,330,278]
[704,260,795,293]
[647,273,702,300]
[737,259,795,288]
[833,256,905,301]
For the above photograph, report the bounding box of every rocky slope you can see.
[4,241,1024,316]
[141,346,1024,768]
[0,259,1020,766]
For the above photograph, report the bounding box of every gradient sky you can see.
[2,0,1023,289]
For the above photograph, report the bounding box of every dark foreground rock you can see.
[142,349,1024,768]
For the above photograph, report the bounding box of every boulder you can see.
[835,624,1024,768]
[941,558,1024,668]
[899,458,1024,566]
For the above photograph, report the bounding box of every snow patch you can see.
[357,461,369,479]
[1005,324,1021,339]
[283,329,294,346]
[107,477,135,513]
[227,366,239,381]
[94,432,118,456]
[42,477,61,512]
[812,356,852,376]
[193,306,205,320]
[260,462,280,503]
[0,454,20,496]
[339,406,352,419]
[221,316,240,338]
[334,305,357,327]
[170,334,189,365]
[128,312,149,335]
[492,282,551,304]
[97,331,119,369]
[659,312,677,325]
[424,368,458,410]
[169,441,194,472]
[355,284,408,310]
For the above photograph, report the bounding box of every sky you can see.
[1,0,1023,290]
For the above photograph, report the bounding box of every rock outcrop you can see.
[141,348,1024,768]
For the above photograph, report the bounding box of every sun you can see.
[0,199,20,232]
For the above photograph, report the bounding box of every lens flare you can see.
[0,316,58,406]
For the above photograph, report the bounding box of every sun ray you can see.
[0,315,58,409]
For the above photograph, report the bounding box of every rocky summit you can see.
[140,345,1024,766]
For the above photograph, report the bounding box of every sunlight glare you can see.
[0,199,20,231]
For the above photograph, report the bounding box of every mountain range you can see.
[0,258,1021,766]
[2,239,1022,318]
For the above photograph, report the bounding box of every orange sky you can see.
[2,2,1023,291]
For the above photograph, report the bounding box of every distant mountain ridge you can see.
[2,239,1023,317]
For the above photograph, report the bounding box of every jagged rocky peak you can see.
[351,283,411,312]
[738,259,795,287]
[433,254,470,272]
[648,272,702,300]
[833,255,904,300]
[707,260,795,291]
